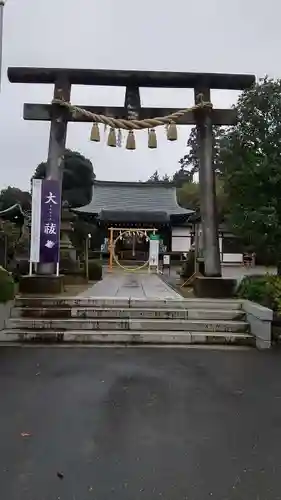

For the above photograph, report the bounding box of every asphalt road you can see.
[1,347,281,500]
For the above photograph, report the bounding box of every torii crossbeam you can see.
[8,67,255,295]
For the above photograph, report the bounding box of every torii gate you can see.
[8,67,255,296]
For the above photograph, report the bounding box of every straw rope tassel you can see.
[148,128,157,149]
[167,122,178,141]
[126,130,136,150]
[90,122,100,142]
[107,127,117,147]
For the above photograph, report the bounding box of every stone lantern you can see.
[60,200,77,262]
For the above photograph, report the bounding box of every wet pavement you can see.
[78,265,277,299]
[79,272,181,299]
[1,346,281,499]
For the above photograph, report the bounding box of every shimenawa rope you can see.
[52,94,212,149]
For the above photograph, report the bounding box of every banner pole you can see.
[0,1,5,92]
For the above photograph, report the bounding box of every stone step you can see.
[1,329,255,346]
[12,307,246,321]
[15,297,243,310]
[6,318,249,333]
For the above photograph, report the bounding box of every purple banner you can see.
[39,180,62,263]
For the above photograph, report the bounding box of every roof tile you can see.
[76,181,193,216]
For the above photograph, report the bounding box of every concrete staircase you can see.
[1,297,255,346]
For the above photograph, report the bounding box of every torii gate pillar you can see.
[194,87,221,278]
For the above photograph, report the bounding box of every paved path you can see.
[1,346,281,500]
[79,272,182,299]
[163,264,278,289]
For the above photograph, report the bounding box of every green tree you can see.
[221,77,281,270]
[177,179,227,219]
[1,221,22,262]
[146,171,171,183]
[177,181,200,211]
[179,126,225,179]
[172,165,193,188]
[0,188,31,265]
[162,173,171,183]
[0,187,31,212]
[32,149,95,208]
[70,220,99,253]
[147,170,161,182]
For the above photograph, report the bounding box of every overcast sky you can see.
[0,0,279,190]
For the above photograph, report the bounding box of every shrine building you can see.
[0,181,244,266]
[74,180,243,264]
[74,180,194,261]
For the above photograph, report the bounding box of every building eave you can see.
[75,180,194,217]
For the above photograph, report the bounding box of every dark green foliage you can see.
[32,149,95,208]
[70,221,98,253]
[177,77,281,272]
[172,165,193,188]
[161,174,171,183]
[88,260,102,281]
[146,170,171,183]
[237,274,281,310]
[0,266,15,302]
[10,259,30,283]
[177,179,227,218]
[0,187,31,213]
[179,126,225,180]
[59,257,79,275]
[221,78,281,263]
[148,170,161,182]
[177,182,201,211]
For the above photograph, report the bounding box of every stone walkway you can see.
[78,273,182,299]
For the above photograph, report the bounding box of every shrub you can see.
[88,260,102,281]
[9,259,30,283]
[0,266,15,303]
[59,257,79,275]
[237,274,281,310]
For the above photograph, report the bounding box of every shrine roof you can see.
[74,181,193,220]
[8,67,255,90]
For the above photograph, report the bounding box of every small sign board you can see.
[149,234,160,271]
[163,254,170,266]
